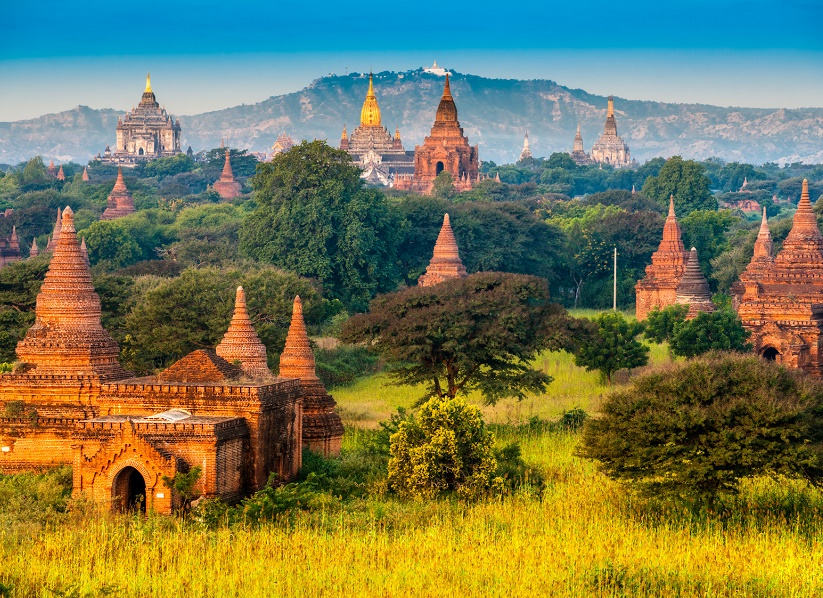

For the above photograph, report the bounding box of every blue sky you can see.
[1,1,822,120]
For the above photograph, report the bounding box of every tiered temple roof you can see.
[279,295,343,456]
[519,131,532,161]
[675,248,715,319]
[101,167,136,220]
[216,286,273,380]
[15,207,130,379]
[590,96,632,168]
[397,75,479,194]
[635,196,689,319]
[212,149,243,199]
[418,213,468,287]
[733,180,823,375]
[570,122,592,165]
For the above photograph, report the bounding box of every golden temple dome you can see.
[360,73,382,127]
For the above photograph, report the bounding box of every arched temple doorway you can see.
[112,466,146,513]
[762,347,780,361]
[138,148,144,156]
[435,161,444,175]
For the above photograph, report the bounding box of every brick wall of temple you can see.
[0,419,78,473]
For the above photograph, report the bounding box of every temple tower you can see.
[570,122,592,165]
[212,149,242,199]
[279,296,344,456]
[675,248,716,319]
[16,207,129,379]
[101,167,136,220]
[29,238,39,258]
[216,286,273,380]
[519,131,533,161]
[635,196,689,319]
[734,180,823,375]
[405,75,479,194]
[590,95,632,168]
[56,165,65,182]
[45,208,62,252]
[82,166,90,182]
[418,213,468,287]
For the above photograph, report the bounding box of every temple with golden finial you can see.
[635,195,690,319]
[733,180,823,375]
[101,166,136,220]
[102,73,182,165]
[590,96,632,168]
[395,74,480,194]
[0,207,345,512]
[570,122,593,165]
[418,213,468,286]
[340,73,414,186]
[211,149,243,199]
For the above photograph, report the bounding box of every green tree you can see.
[388,396,498,500]
[574,311,649,385]
[0,255,50,361]
[643,304,688,345]
[82,220,143,270]
[578,353,823,507]
[239,140,401,311]
[432,171,456,200]
[679,210,737,278]
[642,156,716,214]
[21,156,50,189]
[343,272,588,404]
[162,466,202,515]
[669,309,751,358]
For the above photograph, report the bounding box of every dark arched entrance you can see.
[435,161,444,175]
[762,347,779,361]
[138,148,144,156]
[112,466,146,513]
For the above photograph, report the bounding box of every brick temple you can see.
[635,196,689,320]
[212,149,242,199]
[675,247,715,319]
[0,226,21,269]
[419,213,468,286]
[0,207,343,513]
[100,166,136,220]
[732,180,823,374]
[394,75,480,194]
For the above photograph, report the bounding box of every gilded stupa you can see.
[418,213,468,286]
[339,73,414,186]
[279,296,344,456]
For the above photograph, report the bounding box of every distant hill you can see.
[2,69,823,166]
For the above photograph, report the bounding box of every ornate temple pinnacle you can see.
[215,286,272,380]
[279,295,320,382]
[607,95,615,118]
[418,213,468,286]
[668,195,675,218]
[145,72,152,93]
[360,73,382,127]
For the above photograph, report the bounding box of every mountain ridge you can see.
[2,69,822,166]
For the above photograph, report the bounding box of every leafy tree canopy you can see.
[342,272,590,404]
[643,304,688,345]
[669,309,752,358]
[578,353,823,507]
[574,311,649,385]
[642,156,716,214]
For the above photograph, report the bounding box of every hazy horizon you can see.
[2,1,822,121]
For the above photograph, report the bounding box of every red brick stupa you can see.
[212,149,242,200]
[398,75,479,194]
[733,180,823,374]
[216,286,273,380]
[279,296,343,456]
[56,165,65,182]
[82,166,90,182]
[101,166,136,220]
[635,196,689,319]
[16,207,129,379]
[418,213,468,287]
[675,248,715,319]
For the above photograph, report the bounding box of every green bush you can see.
[388,397,498,500]
[314,345,380,388]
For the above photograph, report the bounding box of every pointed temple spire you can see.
[16,207,128,379]
[495,172,501,182]
[435,74,458,123]
[46,208,62,252]
[215,286,272,380]
[418,213,469,287]
[751,207,774,262]
[80,237,90,266]
[519,130,533,161]
[101,166,136,220]
[82,166,90,182]
[29,237,39,258]
[360,73,381,127]
[279,296,320,382]
[631,184,636,195]
[47,160,57,177]
[56,165,65,182]
[773,179,823,272]
[212,149,242,199]
[9,226,19,251]
[145,72,152,93]
[675,247,716,319]
[635,195,689,319]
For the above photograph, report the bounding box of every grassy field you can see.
[3,337,823,597]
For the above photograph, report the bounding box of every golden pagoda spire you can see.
[145,72,152,93]
[360,72,382,127]
[607,95,614,118]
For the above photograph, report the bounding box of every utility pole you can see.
[613,247,617,311]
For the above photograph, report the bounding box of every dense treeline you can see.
[1,141,823,375]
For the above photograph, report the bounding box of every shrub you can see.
[574,311,649,385]
[314,345,380,389]
[388,397,498,500]
[578,352,823,507]
[669,308,751,358]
